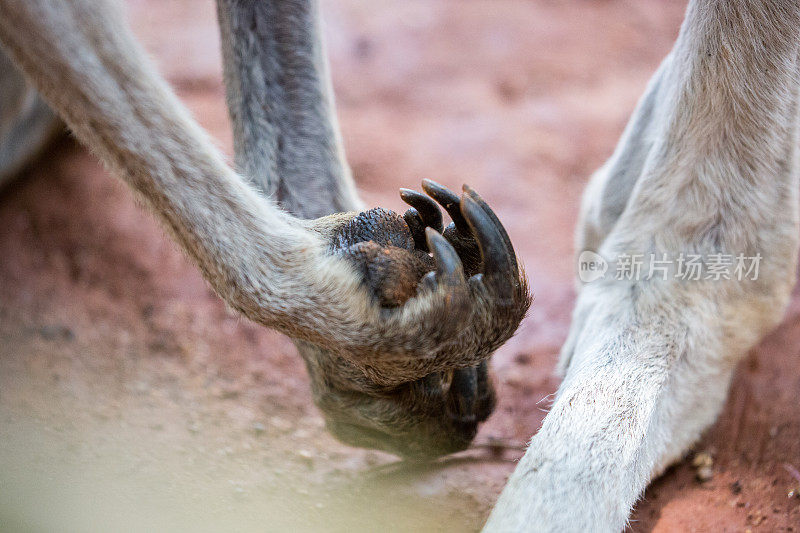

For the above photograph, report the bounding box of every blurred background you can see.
[0,0,797,531]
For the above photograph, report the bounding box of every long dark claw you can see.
[400,188,443,233]
[462,185,518,273]
[460,195,515,289]
[403,207,428,250]
[425,228,465,286]
[448,366,478,419]
[413,370,445,400]
[421,179,470,233]
[475,361,496,421]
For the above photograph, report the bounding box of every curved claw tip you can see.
[421,178,441,189]
[462,184,485,204]
[423,179,457,200]
[449,366,478,417]
[460,195,514,280]
[462,184,483,205]
[422,180,468,231]
[401,188,444,233]
[460,186,519,275]
[425,227,464,283]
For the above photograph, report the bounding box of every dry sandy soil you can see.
[1,1,798,531]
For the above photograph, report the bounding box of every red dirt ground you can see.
[1,1,798,531]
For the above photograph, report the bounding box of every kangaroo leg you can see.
[214,0,529,457]
[0,48,61,188]
[575,59,669,257]
[0,0,528,459]
[486,1,800,530]
[216,0,361,217]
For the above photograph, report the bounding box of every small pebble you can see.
[692,451,713,468]
[692,451,714,482]
[696,465,714,482]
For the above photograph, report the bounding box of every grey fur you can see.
[486,1,800,530]
[3,0,794,528]
[0,50,61,188]
[0,0,528,459]
[216,0,361,217]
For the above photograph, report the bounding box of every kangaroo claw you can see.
[421,179,470,233]
[400,188,444,233]
[460,194,516,298]
[426,227,465,287]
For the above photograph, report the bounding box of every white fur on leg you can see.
[486,0,800,530]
